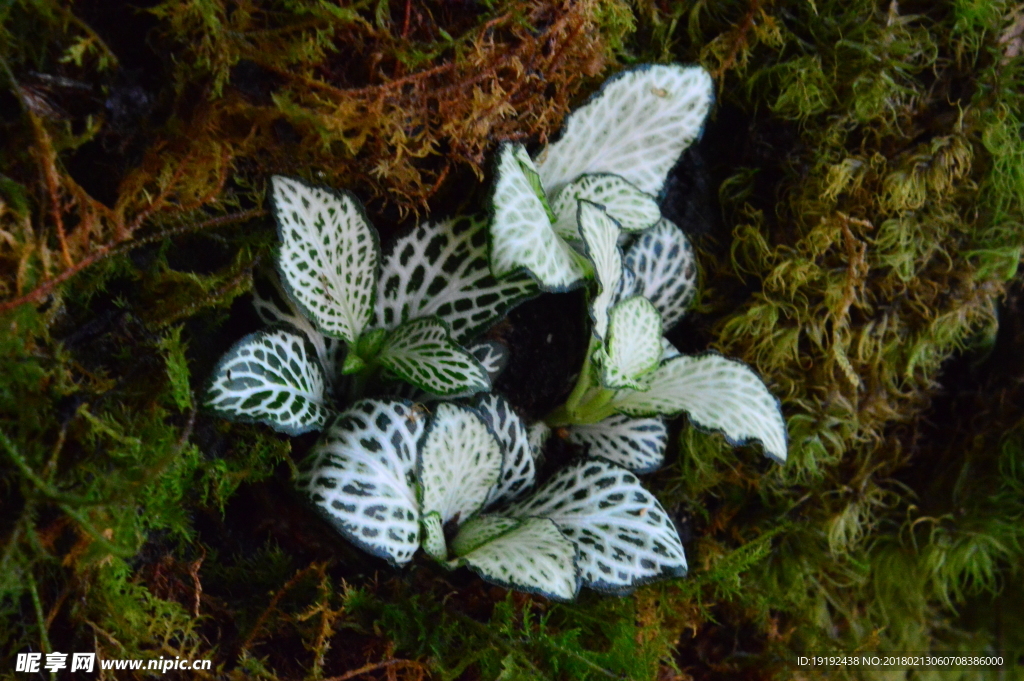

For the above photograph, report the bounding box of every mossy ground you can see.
[2,1,1024,679]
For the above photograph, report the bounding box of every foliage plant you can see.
[204,175,536,433]
[488,63,789,472]
[3,0,1024,679]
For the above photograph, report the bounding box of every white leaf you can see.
[506,459,687,592]
[450,516,580,601]
[611,353,788,463]
[378,317,490,396]
[536,64,714,198]
[577,201,624,340]
[418,403,504,555]
[271,175,379,345]
[375,215,538,343]
[551,174,661,240]
[599,297,663,389]
[624,219,698,330]
[489,143,587,290]
[252,273,343,380]
[567,415,667,473]
[474,394,536,507]
[294,399,426,566]
[205,327,332,435]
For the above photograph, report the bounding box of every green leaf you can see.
[204,326,332,436]
[536,64,714,198]
[252,272,343,378]
[417,403,504,557]
[598,297,663,389]
[577,201,624,340]
[449,516,580,601]
[489,143,587,290]
[611,353,788,463]
[473,394,536,507]
[551,174,661,240]
[375,215,538,344]
[377,317,490,396]
[271,175,379,345]
[506,459,686,593]
[566,415,667,474]
[295,399,425,566]
[624,219,698,331]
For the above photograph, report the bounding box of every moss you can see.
[2,0,1024,679]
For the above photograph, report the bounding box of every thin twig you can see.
[0,209,265,314]
[321,658,425,681]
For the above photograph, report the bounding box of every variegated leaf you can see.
[450,514,522,556]
[489,143,587,290]
[271,175,379,344]
[567,415,667,473]
[624,219,698,330]
[375,215,539,343]
[449,516,580,601]
[506,459,686,592]
[252,272,343,379]
[474,394,536,507]
[612,263,640,307]
[378,317,490,396]
[611,353,788,463]
[418,403,504,557]
[468,341,509,382]
[535,64,714,198]
[205,327,332,435]
[599,297,663,389]
[294,399,426,566]
[577,201,624,340]
[528,421,552,464]
[551,174,661,240]
[660,337,681,362]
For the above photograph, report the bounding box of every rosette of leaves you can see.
[545,212,789,471]
[296,395,687,599]
[204,176,537,434]
[487,63,714,291]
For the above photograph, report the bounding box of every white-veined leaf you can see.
[377,317,490,396]
[567,415,667,474]
[449,516,580,601]
[489,143,586,290]
[474,394,536,507]
[528,421,551,465]
[450,514,521,556]
[577,201,623,340]
[551,174,661,240]
[660,337,681,362]
[205,326,332,435]
[418,403,504,557]
[468,341,509,382]
[624,219,698,330]
[506,458,686,592]
[252,272,343,380]
[612,263,640,307]
[271,175,379,345]
[294,399,426,566]
[611,352,788,463]
[375,215,539,343]
[598,297,663,389]
[535,64,714,198]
